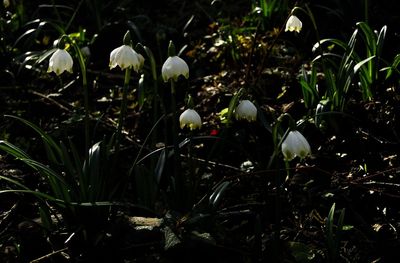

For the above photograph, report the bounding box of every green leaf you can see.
[143,45,157,81]
[227,88,244,124]
[356,22,376,55]
[218,108,229,123]
[0,140,31,160]
[209,181,230,209]
[354,55,375,74]
[376,25,387,58]
[342,225,354,231]
[38,204,54,230]
[384,54,400,79]
[84,141,103,201]
[326,202,336,252]
[0,140,71,201]
[299,65,318,109]
[5,115,63,165]
[0,175,65,207]
[154,149,166,184]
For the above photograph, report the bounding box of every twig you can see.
[28,90,72,112]
[29,247,69,263]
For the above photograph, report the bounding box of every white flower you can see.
[109,45,143,71]
[281,130,311,161]
[3,0,10,8]
[179,109,202,130]
[47,49,73,75]
[137,53,145,68]
[234,100,257,121]
[285,15,302,33]
[162,56,189,82]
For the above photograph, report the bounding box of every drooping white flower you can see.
[285,15,302,33]
[234,100,257,121]
[47,49,73,75]
[281,130,311,161]
[179,109,202,130]
[109,45,143,71]
[137,53,145,69]
[161,56,189,82]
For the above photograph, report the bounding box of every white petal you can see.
[109,46,122,69]
[179,109,202,130]
[282,140,295,161]
[162,56,189,82]
[235,100,257,121]
[109,45,143,71]
[48,49,73,75]
[292,131,311,158]
[281,130,310,160]
[285,15,302,33]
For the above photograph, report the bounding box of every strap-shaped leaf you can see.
[0,175,65,207]
[209,181,230,209]
[227,88,244,124]
[154,149,166,184]
[0,140,71,200]
[5,115,63,165]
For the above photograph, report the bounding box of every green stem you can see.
[115,68,132,158]
[268,118,293,261]
[71,37,90,161]
[284,159,290,182]
[188,131,196,205]
[170,80,184,210]
[274,160,282,262]
[151,70,160,154]
[128,114,166,177]
[170,80,179,150]
[82,66,89,159]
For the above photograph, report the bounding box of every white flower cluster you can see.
[48,34,311,159]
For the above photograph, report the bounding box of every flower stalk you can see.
[109,31,144,161]
[114,68,132,157]
[161,40,190,210]
[170,79,185,207]
[74,44,90,160]
[53,35,91,160]
[268,112,311,261]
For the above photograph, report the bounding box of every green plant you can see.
[159,40,191,211]
[299,65,319,109]
[0,116,117,241]
[382,53,400,80]
[310,22,387,111]
[325,203,345,263]
[254,0,289,23]
[0,28,146,251]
